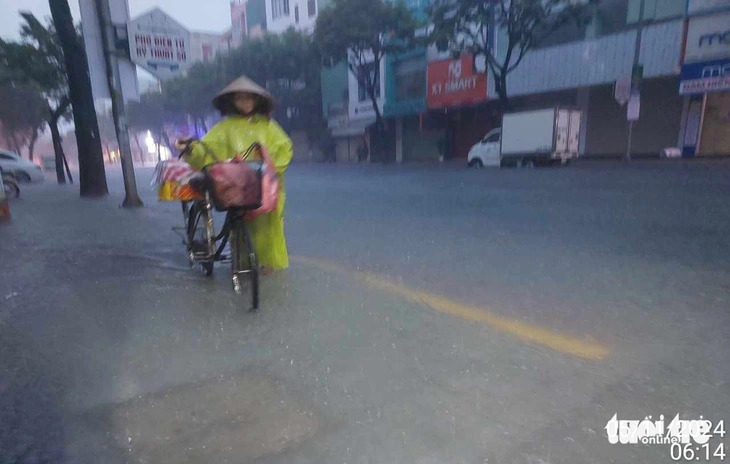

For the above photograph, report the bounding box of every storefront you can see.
[426,54,490,159]
[384,49,443,163]
[679,7,730,156]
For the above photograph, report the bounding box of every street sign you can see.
[427,54,488,109]
[127,8,192,80]
[79,0,139,102]
[627,93,641,121]
[614,75,632,105]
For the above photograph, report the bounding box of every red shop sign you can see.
[427,54,488,109]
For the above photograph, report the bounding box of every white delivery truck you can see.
[467,107,582,168]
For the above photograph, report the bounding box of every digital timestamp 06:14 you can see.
[671,443,725,461]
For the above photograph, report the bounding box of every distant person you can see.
[175,76,293,274]
[324,135,337,163]
[357,139,369,163]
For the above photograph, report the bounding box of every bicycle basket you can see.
[205,160,264,212]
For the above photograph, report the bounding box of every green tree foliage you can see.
[0,81,47,160]
[127,91,180,161]
[0,13,75,182]
[314,0,417,131]
[149,29,324,148]
[429,0,596,107]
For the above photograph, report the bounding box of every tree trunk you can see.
[62,151,74,184]
[497,72,510,111]
[48,118,66,184]
[368,89,386,163]
[49,0,108,197]
[48,98,71,184]
[27,126,41,161]
[489,62,511,111]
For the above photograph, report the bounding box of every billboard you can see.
[684,12,730,64]
[687,0,730,14]
[128,8,192,80]
[427,55,487,109]
[680,57,730,94]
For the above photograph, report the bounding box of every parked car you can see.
[0,149,45,182]
[1,168,19,199]
[468,107,582,168]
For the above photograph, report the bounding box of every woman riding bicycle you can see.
[176,76,293,274]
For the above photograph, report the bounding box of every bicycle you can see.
[170,144,261,311]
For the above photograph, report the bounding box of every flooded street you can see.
[1,161,729,463]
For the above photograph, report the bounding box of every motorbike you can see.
[1,169,20,199]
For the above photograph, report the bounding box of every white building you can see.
[265,0,324,34]
[190,31,230,63]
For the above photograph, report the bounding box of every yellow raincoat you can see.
[185,114,293,270]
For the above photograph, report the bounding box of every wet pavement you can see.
[1,160,729,463]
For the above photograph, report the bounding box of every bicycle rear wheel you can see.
[230,217,259,311]
[187,201,215,276]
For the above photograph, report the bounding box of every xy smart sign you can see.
[427,54,488,109]
[128,8,191,80]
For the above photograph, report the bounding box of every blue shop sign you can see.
[680,58,730,94]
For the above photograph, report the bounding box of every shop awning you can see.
[331,118,376,137]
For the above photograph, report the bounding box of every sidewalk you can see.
[0,172,327,462]
[2,169,519,463]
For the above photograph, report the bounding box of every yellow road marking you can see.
[292,256,610,361]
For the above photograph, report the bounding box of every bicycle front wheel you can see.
[230,217,259,311]
[187,201,215,276]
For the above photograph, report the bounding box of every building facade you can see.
[320,0,730,163]
[190,31,230,63]
[389,0,727,162]
[677,0,730,156]
[229,0,249,44]
[265,0,331,34]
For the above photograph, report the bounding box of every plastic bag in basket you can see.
[152,160,204,202]
[245,145,279,220]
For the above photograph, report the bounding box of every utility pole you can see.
[94,0,143,207]
[49,0,109,196]
[626,0,646,162]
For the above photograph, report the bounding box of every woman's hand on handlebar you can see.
[175,138,194,151]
